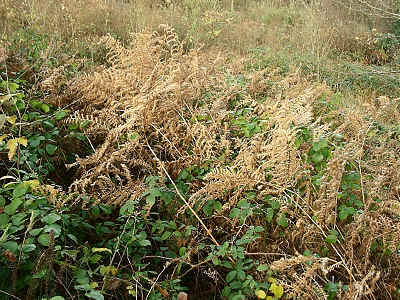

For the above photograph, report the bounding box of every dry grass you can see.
[2,0,400,298]
[2,0,394,59]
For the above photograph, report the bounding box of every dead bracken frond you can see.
[52,24,400,299]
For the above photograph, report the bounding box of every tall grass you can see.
[3,0,399,96]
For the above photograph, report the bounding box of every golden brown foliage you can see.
[50,24,400,299]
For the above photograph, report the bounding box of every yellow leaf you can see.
[92,247,112,254]
[6,137,27,160]
[266,297,273,300]
[6,115,17,125]
[7,139,18,160]
[268,277,276,284]
[0,134,7,143]
[90,282,99,289]
[214,29,222,37]
[269,283,284,299]
[110,266,118,276]
[0,94,13,104]
[0,114,5,130]
[255,290,267,299]
[100,265,118,276]
[24,180,40,188]
[16,137,27,147]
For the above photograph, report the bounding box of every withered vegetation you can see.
[1,0,400,299]
[40,25,400,298]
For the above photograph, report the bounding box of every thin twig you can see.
[54,274,75,300]
[145,261,170,300]
[146,141,220,247]
[0,289,21,300]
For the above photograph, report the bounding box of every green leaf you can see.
[238,199,250,209]
[212,257,220,265]
[45,144,57,155]
[4,198,23,215]
[80,120,91,129]
[222,261,233,269]
[229,208,240,219]
[0,214,10,227]
[229,288,246,294]
[222,286,231,297]
[257,264,269,272]
[303,249,312,256]
[38,233,50,246]
[138,239,151,247]
[29,135,45,147]
[23,244,37,253]
[30,228,43,236]
[74,284,91,291]
[338,206,355,221]
[2,241,18,253]
[40,103,50,113]
[99,265,118,276]
[90,254,102,264]
[270,200,281,210]
[42,120,55,128]
[42,213,61,224]
[214,200,222,211]
[277,214,289,228]
[325,232,338,244]
[120,200,135,216]
[13,183,28,199]
[145,188,161,208]
[266,208,274,223]
[179,247,187,256]
[226,270,237,282]
[161,231,172,240]
[55,110,68,120]
[49,297,66,300]
[67,234,78,244]
[237,270,246,280]
[85,290,104,300]
[255,226,264,232]
[177,169,190,181]
[312,140,328,152]
[75,269,89,285]
[8,82,19,93]
[33,269,47,279]
[311,152,324,164]
[203,200,214,216]
[11,212,26,226]
[44,224,62,237]
[325,281,339,293]
[312,142,321,152]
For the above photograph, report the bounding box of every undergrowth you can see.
[1,1,400,300]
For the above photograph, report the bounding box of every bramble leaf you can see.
[255,290,266,299]
[7,137,27,160]
[270,282,284,298]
